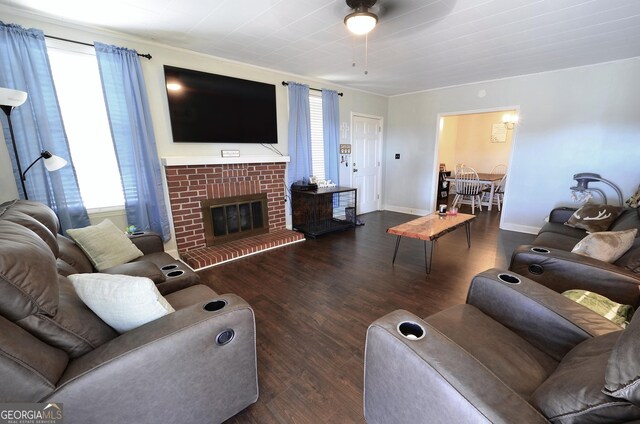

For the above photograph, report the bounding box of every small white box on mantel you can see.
[221,150,240,158]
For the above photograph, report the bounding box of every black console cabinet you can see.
[292,186,357,237]
[437,171,451,204]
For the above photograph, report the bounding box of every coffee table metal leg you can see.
[392,235,402,264]
[465,222,471,248]
[424,240,435,274]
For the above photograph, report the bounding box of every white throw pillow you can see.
[572,229,638,263]
[68,273,175,333]
[67,219,143,271]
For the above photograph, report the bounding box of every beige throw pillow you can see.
[564,204,623,233]
[571,229,637,263]
[67,219,143,271]
[68,273,175,333]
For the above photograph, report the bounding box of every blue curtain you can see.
[322,89,340,185]
[0,22,89,231]
[94,42,171,241]
[287,81,312,186]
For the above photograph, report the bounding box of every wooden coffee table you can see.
[387,212,476,274]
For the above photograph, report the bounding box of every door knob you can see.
[353,168,358,172]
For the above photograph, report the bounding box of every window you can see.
[309,93,325,180]
[47,41,124,210]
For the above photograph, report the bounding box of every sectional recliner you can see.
[0,199,258,423]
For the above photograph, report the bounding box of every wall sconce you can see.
[570,172,623,206]
[502,113,519,130]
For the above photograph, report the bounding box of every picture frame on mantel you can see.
[490,123,507,143]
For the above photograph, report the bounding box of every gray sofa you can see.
[0,200,258,423]
[510,206,640,307]
[364,269,640,423]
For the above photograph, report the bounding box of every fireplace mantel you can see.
[162,155,290,167]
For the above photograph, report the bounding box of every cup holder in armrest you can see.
[161,264,179,271]
[498,273,521,284]
[203,300,227,312]
[397,321,425,341]
[165,270,184,278]
[531,247,550,254]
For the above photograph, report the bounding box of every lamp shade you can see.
[43,153,67,172]
[0,87,28,107]
[345,10,378,35]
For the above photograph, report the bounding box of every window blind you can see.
[309,94,325,180]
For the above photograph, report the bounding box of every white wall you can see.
[0,8,388,252]
[385,58,640,232]
[437,116,458,172]
[451,111,514,174]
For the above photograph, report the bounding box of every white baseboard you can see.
[500,222,540,235]
[383,204,429,216]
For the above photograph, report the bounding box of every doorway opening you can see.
[434,108,518,226]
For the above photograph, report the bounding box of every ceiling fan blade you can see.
[346,0,378,10]
[375,1,416,19]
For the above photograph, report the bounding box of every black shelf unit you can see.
[292,186,357,237]
[437,171,451,204]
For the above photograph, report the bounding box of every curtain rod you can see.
[45,35,152,60]
[281,81,343,96]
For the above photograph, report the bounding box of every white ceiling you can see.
[2,0,640,96]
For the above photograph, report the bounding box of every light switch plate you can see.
[221,150,240,157]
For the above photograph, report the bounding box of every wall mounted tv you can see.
[164,65,278,144]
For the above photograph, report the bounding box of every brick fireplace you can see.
[163,156,304,270]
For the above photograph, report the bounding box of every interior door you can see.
[352,115,381,214]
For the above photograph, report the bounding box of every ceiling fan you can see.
[343,0,405,35]
[344,0,379,35]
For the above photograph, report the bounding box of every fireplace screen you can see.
[202,193,269,246]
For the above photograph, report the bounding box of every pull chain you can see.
[352,33,356,67]
[364,32,369,75]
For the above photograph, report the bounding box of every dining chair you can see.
[452,167,482,214]
[490,164,507,175]
[482,173,507,211]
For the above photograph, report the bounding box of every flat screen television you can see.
[164,65,278,144]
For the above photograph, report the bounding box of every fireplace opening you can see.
[202,193,269,246]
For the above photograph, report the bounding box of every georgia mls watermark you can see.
[0,403,63,424]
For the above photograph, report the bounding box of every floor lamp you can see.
[0,88,68,200]
[0,87,29,198]
[570,172,624,206]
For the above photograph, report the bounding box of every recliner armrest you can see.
[364,309,549,424]
[510,245,640,307]
[48,293,258,424]
[101,260,166,284]
[548,207,577,224]
[467,269,622,361]
[127,231,164,255]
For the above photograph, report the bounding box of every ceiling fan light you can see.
[345,9,378,35]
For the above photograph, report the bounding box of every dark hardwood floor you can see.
[199,207,535,423]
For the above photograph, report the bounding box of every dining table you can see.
[445,173,505,211]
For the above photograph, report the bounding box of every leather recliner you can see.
[2,199,199,295]
[0,201,258,423]
[364,269,640,423]
[510,206,640,307]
